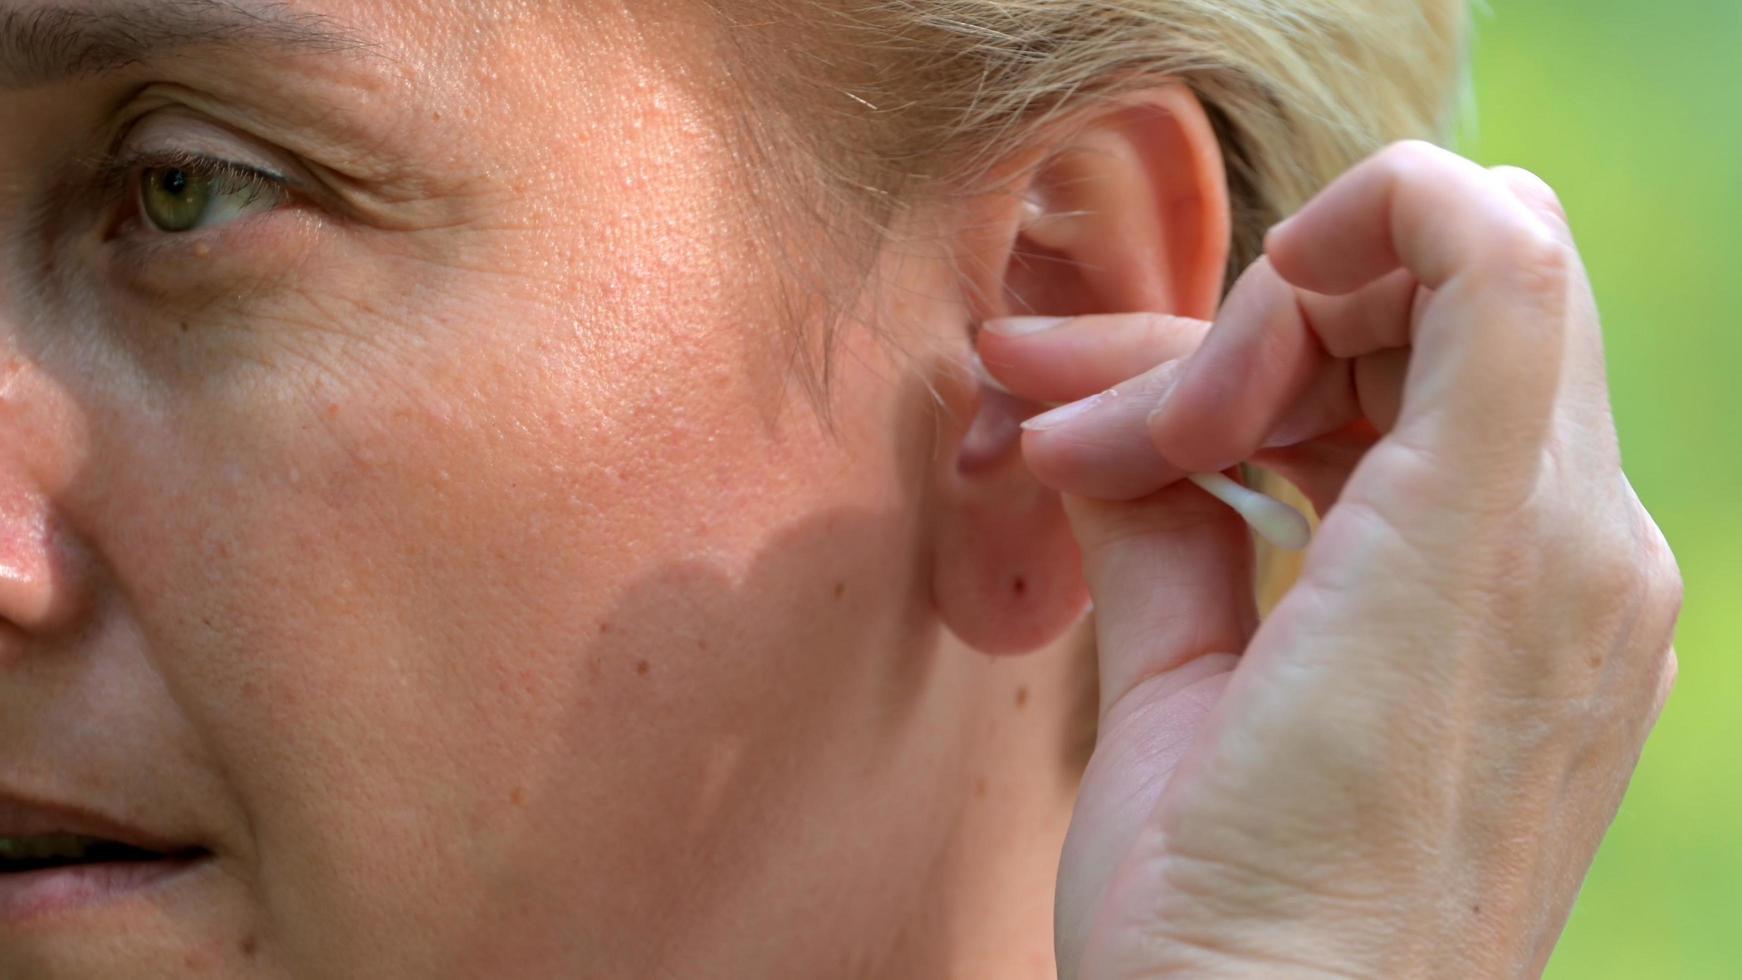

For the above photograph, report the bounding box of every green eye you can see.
[140,167,209,233]
[137,161,286,234]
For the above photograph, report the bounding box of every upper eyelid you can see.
[96,149,287,196]
[111,150,286,190]
[105,111,306,192]
[94,112,315,239]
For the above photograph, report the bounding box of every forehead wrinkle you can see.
[0,0,371,89]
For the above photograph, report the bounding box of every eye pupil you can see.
[160,168,189,196]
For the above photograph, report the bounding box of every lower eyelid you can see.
[105,205,321,299]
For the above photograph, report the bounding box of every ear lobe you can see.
[927,82,1231,656]
[932,388,1094,656]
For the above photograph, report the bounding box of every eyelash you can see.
[97,149,291,237]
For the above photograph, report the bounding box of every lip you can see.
[0,793,194,853]
[0,854,211,923]
[0,790,210,924]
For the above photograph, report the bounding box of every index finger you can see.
[1265,140,1563,296]
[1151,142,1576,500]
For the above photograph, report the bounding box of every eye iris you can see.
[141,167,210,233]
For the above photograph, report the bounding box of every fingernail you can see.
[966,351,1015,395]
[1021,389,1113,431]
[1261,419,1308,449]
[1144,373,1182,427]
[983,316,1068,337]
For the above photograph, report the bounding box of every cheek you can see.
[60,16,930,962]
[81,244,922,964]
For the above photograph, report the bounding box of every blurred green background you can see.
[1465,1,1740,975]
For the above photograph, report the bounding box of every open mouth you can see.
[0,835,206,873]
[0,835,211,920]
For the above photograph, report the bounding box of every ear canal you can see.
[1017,187,1080,253]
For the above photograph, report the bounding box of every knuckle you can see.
[1485,226,1575,340]
[1639,511,1686,627]
[1583,502,1683,671]
[1491,164,1571,224]
[1129,312,1211,359]
[1496,219,1573,288]
[1658,646,1680,704]
[1583,520,1644,607]
[1131,311,1206,338]
[1375,138,1447,175]
[1638,643,1680,730]
[1369,140,1455,195]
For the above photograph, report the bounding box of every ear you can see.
[929,82,1230,655]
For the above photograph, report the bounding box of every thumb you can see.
[1053,476,1259,977]
[1064,475,1259,717]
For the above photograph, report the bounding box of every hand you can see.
[975,141,1683,979]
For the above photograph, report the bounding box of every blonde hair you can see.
[722,0,1469,284]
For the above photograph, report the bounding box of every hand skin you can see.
[978,141,1683,979]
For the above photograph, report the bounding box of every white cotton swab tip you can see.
[1188,472,1312,551]
[967,351,1312,550]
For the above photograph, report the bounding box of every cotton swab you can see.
[1187,472,1312,551]
[968,352,1313,551]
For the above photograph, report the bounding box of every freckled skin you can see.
[0,1,1082,978]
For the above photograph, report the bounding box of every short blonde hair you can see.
[723,0,1470,284]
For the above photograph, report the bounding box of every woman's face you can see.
[0,2,1053,976]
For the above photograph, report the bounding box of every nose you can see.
[0,355,88,654]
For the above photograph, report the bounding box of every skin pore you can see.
[0,1,1144,976]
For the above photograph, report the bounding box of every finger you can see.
[1268,143,1569,486]
[1017,263,1414,501]
[1144,259,1416,474]
[1264,140,1561,296]
[1491,165,1574,247]
[1258,270,1424,452]
[1160,142,1572,497]
[1490,165,1623,473]
[1017,361,1193,500]
[1063,483,1258,717]
[1052,479,1256,974]
[975,313,1210,406]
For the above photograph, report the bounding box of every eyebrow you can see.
[0,0,369,90]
